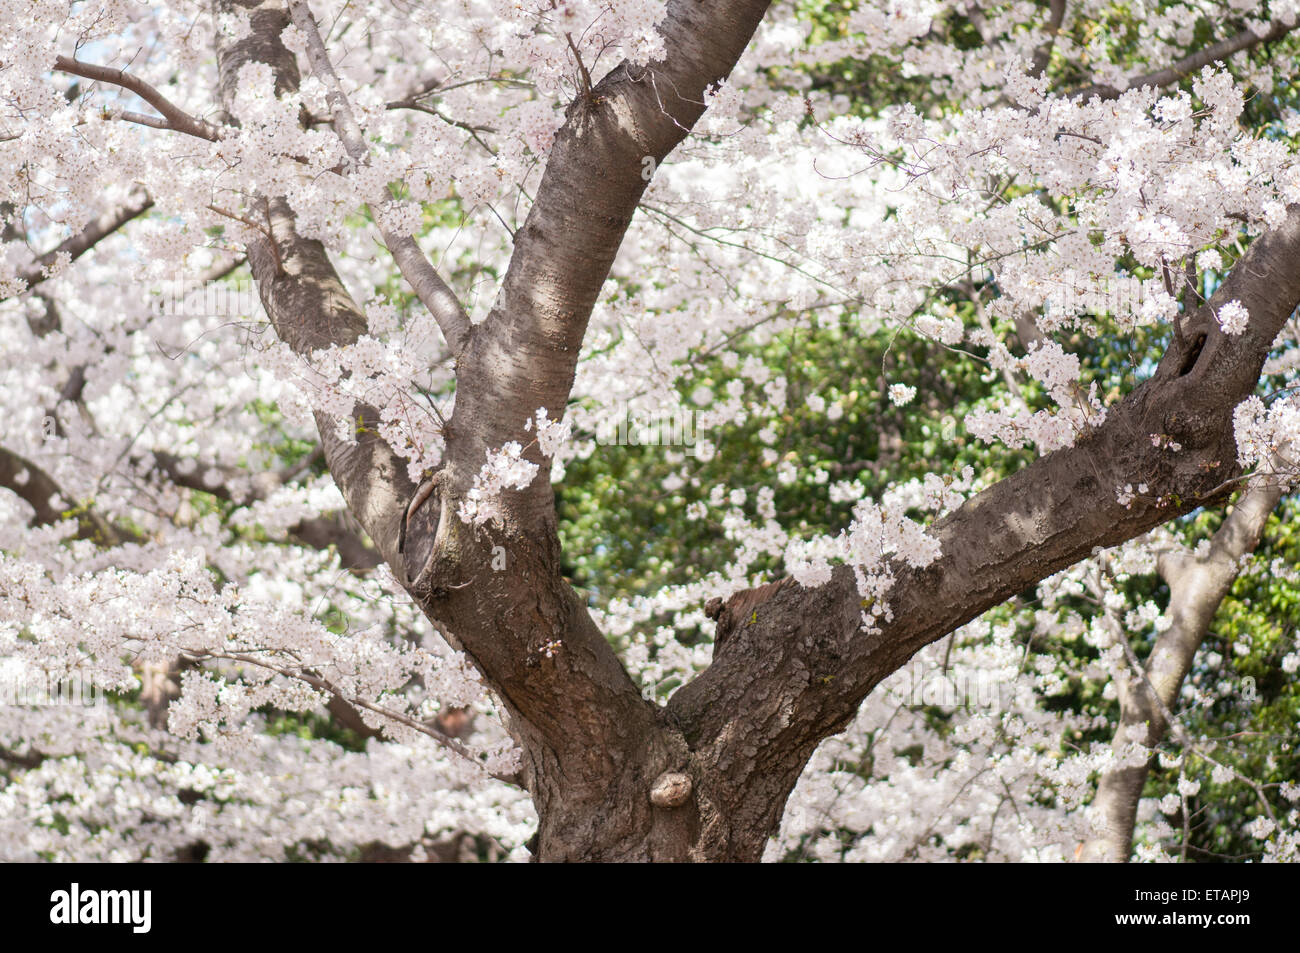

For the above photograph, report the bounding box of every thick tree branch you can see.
[665,204,1300,859]
[0,743,45,770]
[0,446,72,527]
[212,0,414,573]
[444,0,775,520]
[397,0,778,860]
[289,513,381,570]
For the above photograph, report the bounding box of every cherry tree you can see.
[2,0,1299,861]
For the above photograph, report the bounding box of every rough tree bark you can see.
[206,0,1300,860]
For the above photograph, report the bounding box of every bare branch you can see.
[287,0,472,355]
[1077,467,1289,861]
[1071,19,1297,101]
[54,56,223,141]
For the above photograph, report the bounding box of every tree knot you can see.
[649,771,692,808]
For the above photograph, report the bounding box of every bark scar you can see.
[399,470,443,584]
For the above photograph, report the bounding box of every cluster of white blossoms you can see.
[1216,299,1252,335]
[0,704,533,861]
[491,0,670,93]
[964,340,1105,452]
[522,407,573,460]
[0,539,532,857]
[457,442,541,527]
[887,383,916,407]
[766,565,1157,862]
[0,548,499,747]
[1233,394,1300,471]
